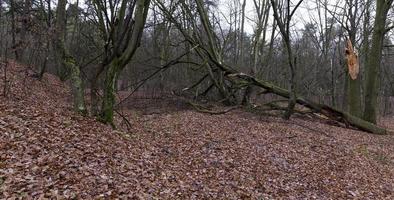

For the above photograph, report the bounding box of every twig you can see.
[115,45,199,107]
[188,101,240,115]
[114,109,132,132]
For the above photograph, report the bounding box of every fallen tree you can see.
[188,101,240,115]
[228,73,388,135]
[155,0,389,135]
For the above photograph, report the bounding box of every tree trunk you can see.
[345,0,362,118]
[347,37,362,118]
[10,0,19,60]
[100,59,119,126]
[54,0,87,114]
[363,0,392,123]
[18,0,32,62]
[348,76,362,117]
[284,58,297,119]
[270,0,303,119]
[243,0,270,105]
[90,74,99,116]
[94,0,150,125]
[239,0,246,68]
[242,84,253,105]
[231,73,387,134]
[67,56,87,114]
[330,58,336,107]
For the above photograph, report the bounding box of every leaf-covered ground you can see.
[1,61,394,199]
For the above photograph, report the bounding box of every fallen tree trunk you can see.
[155,2,387,135]
[190,50,387,134]
[188,101,240,115]
[229,73,388,135]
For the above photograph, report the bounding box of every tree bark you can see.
[242,0,270,105]
[100,59,119,127]
[157,0,388,135]
[95,0,151,125]
[54,0,87,114]
[346,38,362,118]
[348,75,362,117]
[231,73,388,134]
[345,0,362,118]
[270,0,303,119]
[10,0,19,60]
[363,0,393,123]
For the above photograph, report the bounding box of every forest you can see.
[1,0,394,198]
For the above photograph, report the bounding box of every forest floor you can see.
[1,61,394,199]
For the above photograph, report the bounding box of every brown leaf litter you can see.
[0,61,393,199]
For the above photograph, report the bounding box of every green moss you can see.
[99,59,120,127]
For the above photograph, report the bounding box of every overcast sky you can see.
[216,0,327,34]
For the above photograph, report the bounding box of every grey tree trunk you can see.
[242,0,270,105]
[270,0,304,119]
[54,0,87,115]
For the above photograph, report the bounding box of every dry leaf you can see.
[1,61,394,199]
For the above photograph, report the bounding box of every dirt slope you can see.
[1,61,394,199]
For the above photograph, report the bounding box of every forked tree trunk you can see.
[270,0,303,119]
[94,0,150,126]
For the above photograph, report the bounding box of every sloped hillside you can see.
[1,61,394,199]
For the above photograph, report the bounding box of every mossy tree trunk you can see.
[231,73,388,135]
[93,0,151,126]
[99,60,119,127]
[54,0,87,115]
[363,0,393,124]
[67,56,87,114]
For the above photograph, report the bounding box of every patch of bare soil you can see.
[1,61,393,199]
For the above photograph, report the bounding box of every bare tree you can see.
[270,0,304,119]
[242,0,271,105]
[92,0,151,125]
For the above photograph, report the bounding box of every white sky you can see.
[217,0,320,34]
